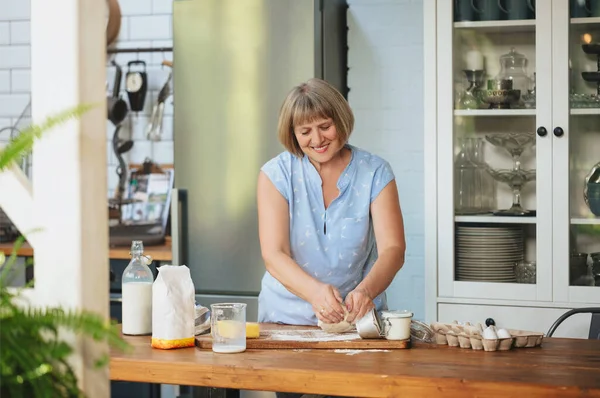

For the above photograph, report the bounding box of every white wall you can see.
[0,0,425,319]
[347,0,425,319]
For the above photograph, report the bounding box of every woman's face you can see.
[294,117,343,164]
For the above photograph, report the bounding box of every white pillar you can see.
[31,0,109,396]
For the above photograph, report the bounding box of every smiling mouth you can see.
[312,144,329,154]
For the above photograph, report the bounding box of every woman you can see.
[257,78,406,328]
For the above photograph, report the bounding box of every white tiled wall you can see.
[0,0,31,141]
[0,0,425,318]
[348,0,425,319]
[0,0,175,198]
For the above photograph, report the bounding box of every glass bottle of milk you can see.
[121,240,153,335]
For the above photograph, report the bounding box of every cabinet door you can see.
[436,0,553,301]
[552,0,600,304]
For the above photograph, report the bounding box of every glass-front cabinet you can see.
[554,0,600,303]
[427,0,600,318]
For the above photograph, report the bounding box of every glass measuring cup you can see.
[210,303,247,353]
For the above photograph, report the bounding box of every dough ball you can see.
[317,306,353,333]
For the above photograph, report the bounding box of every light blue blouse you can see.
[257,144,396,326]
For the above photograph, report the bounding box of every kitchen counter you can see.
[110,327,600,397]
[0,239,172,261]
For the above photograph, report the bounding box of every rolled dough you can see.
[317,307,353,333]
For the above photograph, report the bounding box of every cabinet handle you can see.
[553,127,564,137]
[536,127,547,137]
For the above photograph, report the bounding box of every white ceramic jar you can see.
[381,310,413,340]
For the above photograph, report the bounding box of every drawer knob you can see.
[485,318,496,327]
[553,127,564,137]
[536,126,547,137]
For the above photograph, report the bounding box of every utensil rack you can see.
[107,46,173,54]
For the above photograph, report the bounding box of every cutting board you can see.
[195,323,410,350]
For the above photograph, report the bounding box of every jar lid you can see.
[381,310,413,319]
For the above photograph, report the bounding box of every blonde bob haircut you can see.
[277,78,354,157]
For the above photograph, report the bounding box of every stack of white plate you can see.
[455,225,524,283]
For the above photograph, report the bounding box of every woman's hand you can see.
[344,287,374,324]
[310,283,346,324]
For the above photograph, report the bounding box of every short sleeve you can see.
[260,154,292,202]
[370,160,395,203]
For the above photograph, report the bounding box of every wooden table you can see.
[0,240,172,261]
[110,329,600,397]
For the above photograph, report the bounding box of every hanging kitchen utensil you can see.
[125,60,148,112]
[106,0,121,47]
[146,71,172,141]
[112,125,134,203]
[107,60,129,126]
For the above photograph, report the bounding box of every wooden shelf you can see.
[455,215,537,224]
[454,109,536,117]
[571,217,600,225]
[570,108,600,115]
[570,17,600,26]
[0,240,173,261]
[454,20,536,32]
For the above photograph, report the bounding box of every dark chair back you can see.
[547,307,600,339]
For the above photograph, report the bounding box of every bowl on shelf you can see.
[584,163,600,216]
[582,44,600,56]
[481,89,521,109]
[586,183,600,216]
[582,72,600,83]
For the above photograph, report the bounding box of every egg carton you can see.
[430,321,544,352]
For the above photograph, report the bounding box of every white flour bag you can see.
[151,265,196,349]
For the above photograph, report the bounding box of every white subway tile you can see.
[150,39,173,65]
[129,15,171,41]
[0,93,29,117]
[13,116,30,131]
[0,0,30,21]
[0,45,30,68]
[106,142,115,166]
[10,69,30,92]
[107,166,120,194]
[0,70,9,92]
[106,119,116,141]
[150,141,173,164]
[145,66,171,91]
[0,117,12,140]
[128,140,152,164]
[0,22,9,45]
[152,0,173,14]
[10,21,29,44]
[119,0,152,16]
[159,115,173,140]
[116,16,130,42]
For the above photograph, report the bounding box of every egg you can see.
[497,328,511,339]
[482,326,498,340]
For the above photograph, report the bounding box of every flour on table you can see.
[263,329,360,342]
[333,349,391,356]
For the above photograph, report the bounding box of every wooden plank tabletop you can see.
[111,326,600,397]
[0,239,172,261]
